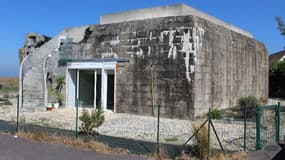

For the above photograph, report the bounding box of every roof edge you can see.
[100,4,253,38]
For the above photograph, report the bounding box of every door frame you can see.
[65,61,116,112]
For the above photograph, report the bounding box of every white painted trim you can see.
[67,62,117,70]
[76,69,79,101]
[114,66,117,112]
[102,69,108,110]
[66,69,76,108]
[93,70,97,109]
[43,54,52,108]
[19,55,30,109]
[65,68,69,107]
[66,62,116,112]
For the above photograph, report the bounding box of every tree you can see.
[269,60,285,98]
[271,17,285,98]
[276,17,285,39]
[269,60,285,76]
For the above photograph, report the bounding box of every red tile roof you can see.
[269,50,285,64]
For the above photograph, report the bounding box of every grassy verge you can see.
[174,151,246,160]
[0,77,19,96]
[13,131,246,160]
[16,131,129,155]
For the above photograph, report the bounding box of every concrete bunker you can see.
[19,4,268,119]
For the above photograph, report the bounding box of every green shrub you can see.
[269,60,285,76]
[0,97,12,105]
[4,100,12,105]
[56,92,64,106]
[79,109,104,136]
[204,108,223,120]
[269,60,285,98]
[211,108,222,119]
[48,76,65,106]
[237,96,258,118]
[55,76,65,92]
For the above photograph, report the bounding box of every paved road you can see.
[0,134,146,160]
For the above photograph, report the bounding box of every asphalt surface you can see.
[0,133,146,160]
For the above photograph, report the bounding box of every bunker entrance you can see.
[67,63,116,112]
[106,70,114,110]
[78,70,94,108]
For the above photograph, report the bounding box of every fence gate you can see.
[256,102,280,150]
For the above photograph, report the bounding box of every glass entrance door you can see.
[66,62,116,112]
[106,70,115,110]
[78,70,94,108]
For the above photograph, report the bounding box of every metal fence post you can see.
[276,102,280,143]
[75,69,79,138]
[16,94,19,133]
[207,108,211,160]
[209,118,224,152]
[156,105,160,155]
[151,64,155,116]
[75,98,79,138]
[256,105,261,150]
[244,105,247,152]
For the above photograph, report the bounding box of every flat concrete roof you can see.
[100,4,253,38]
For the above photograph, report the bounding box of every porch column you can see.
[93,70,97,109]
[101,69,107,110]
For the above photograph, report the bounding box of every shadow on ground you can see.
[0,120,182,158]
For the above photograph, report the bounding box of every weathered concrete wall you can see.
[19,27,88,111]
[19,33,51,63]
[78,16,198,119]
[193,17,268,115]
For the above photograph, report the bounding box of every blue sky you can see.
[0,0,284,77]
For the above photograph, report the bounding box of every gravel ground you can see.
[1,98,285,152]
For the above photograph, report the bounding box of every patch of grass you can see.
[164,137,178,142]
[4,100,12,105]
[0,97,13,106]
[0,77,18,87]
[16,131,129,155]
[201,107,241,120]
[203,108,223,120]
[0,77,19,94]
[175,152,198,160]
[211,151,227,160]
[237,96,258,118]
[147,145,170,160]
[30,118,64,128]
[0,86,18,93]
[222,109,239,117]
[175,151,245,160]
[229,152,246,160]
[191,122,210,160]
